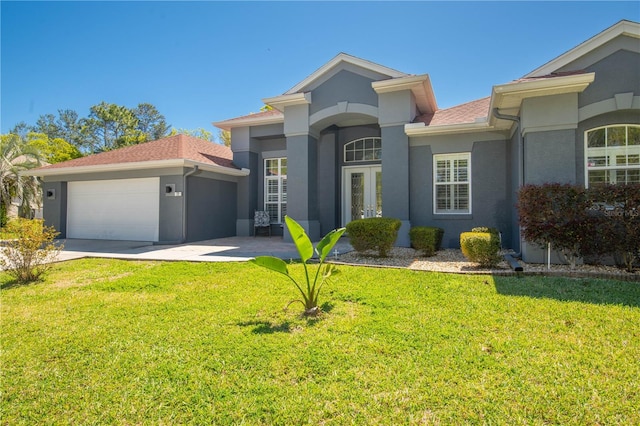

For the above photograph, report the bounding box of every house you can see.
[28,134,248,243]
[28,20,640,263]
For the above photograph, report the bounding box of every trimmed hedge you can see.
[409,226,444,257]
[346,217,401,257]
[471,227,499,236]
[460,231,501,267]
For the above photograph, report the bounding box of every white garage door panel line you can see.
[67,178,160,241]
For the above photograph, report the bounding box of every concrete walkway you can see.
[55,236,354,263]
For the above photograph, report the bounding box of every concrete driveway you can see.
[55,236,353,263]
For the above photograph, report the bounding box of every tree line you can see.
[1,101,230,224]
[7,101,229,157]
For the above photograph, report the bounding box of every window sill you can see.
[432,214,473,220]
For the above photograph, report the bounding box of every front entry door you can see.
[343,166,382,225]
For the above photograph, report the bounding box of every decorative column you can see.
[231,127,258,236]
[263,92,321,241]
[375,90,416,247]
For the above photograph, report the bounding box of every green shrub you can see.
[346,217,401,257]
[0,218,62,283]
[409,226,444,257]
[0,202,7,229]
[460,231,501,268]
[471,227,499,236]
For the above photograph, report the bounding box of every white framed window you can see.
[433,153,471,214]
[264,157,287,223]
[585,125,640,187]
[344,137,382,163]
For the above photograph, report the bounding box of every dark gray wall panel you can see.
[158,175,184,243]
[524,129,576,184]
[310,70,378,115]
[317,131,338,234]
[187,176,237,242]
[381,125,409,220]
[579,49,640,108]
[409,140,511,249]
[42,181,67,238]
[234,151,259,222]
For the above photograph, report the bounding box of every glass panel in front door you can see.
[350,172,365,221]
[345,167,381,224]
[375,170,382,217]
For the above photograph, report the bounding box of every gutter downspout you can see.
[492,108,524,263]
[182,165,200,243]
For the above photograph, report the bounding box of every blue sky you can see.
[2,1,638,138]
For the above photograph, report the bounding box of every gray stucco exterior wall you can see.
[310,70,378,115]
[158,175,184,243]
[286,134,320,240]
[234,150,259,236]
[409,139,510,249]
[317,130,338,234]
[42,181,67,238]
[381,125,410,246]
[574,48,640,108]
[524,129,577,185]
[186,175,237,242]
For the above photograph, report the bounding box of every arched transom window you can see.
[585,124,640,187]
[344,137,382,163]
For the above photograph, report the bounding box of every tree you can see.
[218,129,231,147]
[169,127,215,142]
[9,122,30,139]
[26,132,81,164]
[56,109,84,149]
[81,102,145,152]
[133,103,170,141]
[0,133,42,219]
[32,110,85,152]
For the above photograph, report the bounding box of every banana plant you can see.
[251,216,346,316]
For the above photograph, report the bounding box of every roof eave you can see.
[372,74,438,114]
[22,159,250,178]
[404,121,496,137]
[262,92,312,112]
[489,72,595,122]
[213,115,284,131]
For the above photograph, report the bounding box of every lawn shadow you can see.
[493,275,640,308]
[0,278,42,290]
[1,279,23,290]
[237,320,292,334]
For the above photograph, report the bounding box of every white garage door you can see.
[67,178,160,241]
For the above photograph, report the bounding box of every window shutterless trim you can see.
[433,152,472,215]
[264,157,287,224]
[584,124,640,188]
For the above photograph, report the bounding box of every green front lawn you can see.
[2,259,639,424]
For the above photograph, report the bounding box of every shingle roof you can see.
[414,97,491,126]
[220,109,283,123]
[36,134,236,171]
[213,109,284,130]
[513,70,588,83]
[413,71,589,127]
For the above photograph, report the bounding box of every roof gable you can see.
[285,52,408,94]
[526,20,640,77]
